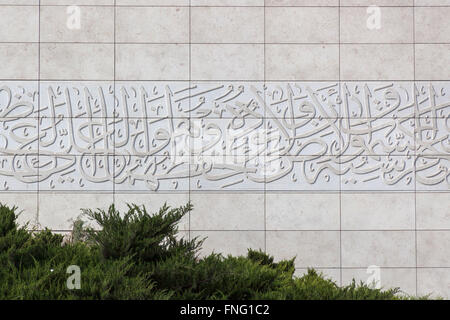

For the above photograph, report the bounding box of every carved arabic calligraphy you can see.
[0,82,448,191]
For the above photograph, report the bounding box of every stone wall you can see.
[0,0,448,298]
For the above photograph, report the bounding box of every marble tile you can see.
[340,0,412,5]
[416,193,450,230]
[341,7,413,44]
[266,45,339,81]
[40,44,114,80]
[42,0,113,4]
[116,44,189,81]
[0,192,38,228]
[191,44,264,81]
[190,193,264,230]
[191,0,263,5]
[416,45,450,80]
[0,6,38,42]
[415,7,450,44]
[417,268,450,299]
[341,231,416,268]
[116,7,189,43]
[38,192,113,230]
[41,6,114,43]
[341,268,416,296]
[417,231,450,267]
[0,44,38,80]
[266,231,341,268]
[341,45,414,80]
[266,7,339,43]
[191,7,264,43]
[341,193,415,230]
[266,193,340,230]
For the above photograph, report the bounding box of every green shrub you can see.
[82,203,201,262]
[0,202,426,300]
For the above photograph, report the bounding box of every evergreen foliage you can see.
[0,202,425,300]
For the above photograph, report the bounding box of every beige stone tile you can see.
[266,44,339,80]
[267,0,338,5]
[0,6,38,42]
[266,193,340,230]
[417,231,450,267]
[341,0,413,5]
[417,268,450,299]
[416,8,450,43]
[341,7,413,44]
[116,7,189,43]
[40,6,114,42]
[341,268,416,296]
[40,44,113,80]
[38,193,113,230]
[191,7,264,43]
[417,193,450,230]
[266,7,339,43]
[341,231,415,267]
[192,0,263,5]
[41,0,113,4]
[341,193,415,230]
[116,44,189,80]
[191,44,264,80]
[0,193,38,228]
[340,44,414,80]
[266,231,340,267]
[416,44,450,80]
[190,193,264,230]
[117,0,188,4]
[415,0,450,5]
[0,44,38,79]
[191,231,265,257]
[0,0,38,4]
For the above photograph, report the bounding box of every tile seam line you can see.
[413,1,418,297]
[36,0,40,226]
[20,42,450,44]
[4,79,450,81]
[11,5,450,8]
[113,0,116,212]
[264,0,267,254]
[338,0,342,286]
[188,0,191,242]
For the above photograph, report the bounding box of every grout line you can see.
[413,0,418,297]
[29,228,450,234]
[7,42,450,44]
[338,0,342,287]
[113,0,117,210]
[263,0,267,254]
[188,0,192,243]
[4,4,450,7]
[6,79,450,82]
[14,190,446,194]
[36,0,40,227]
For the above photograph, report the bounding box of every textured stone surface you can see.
[0,1,448,298]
